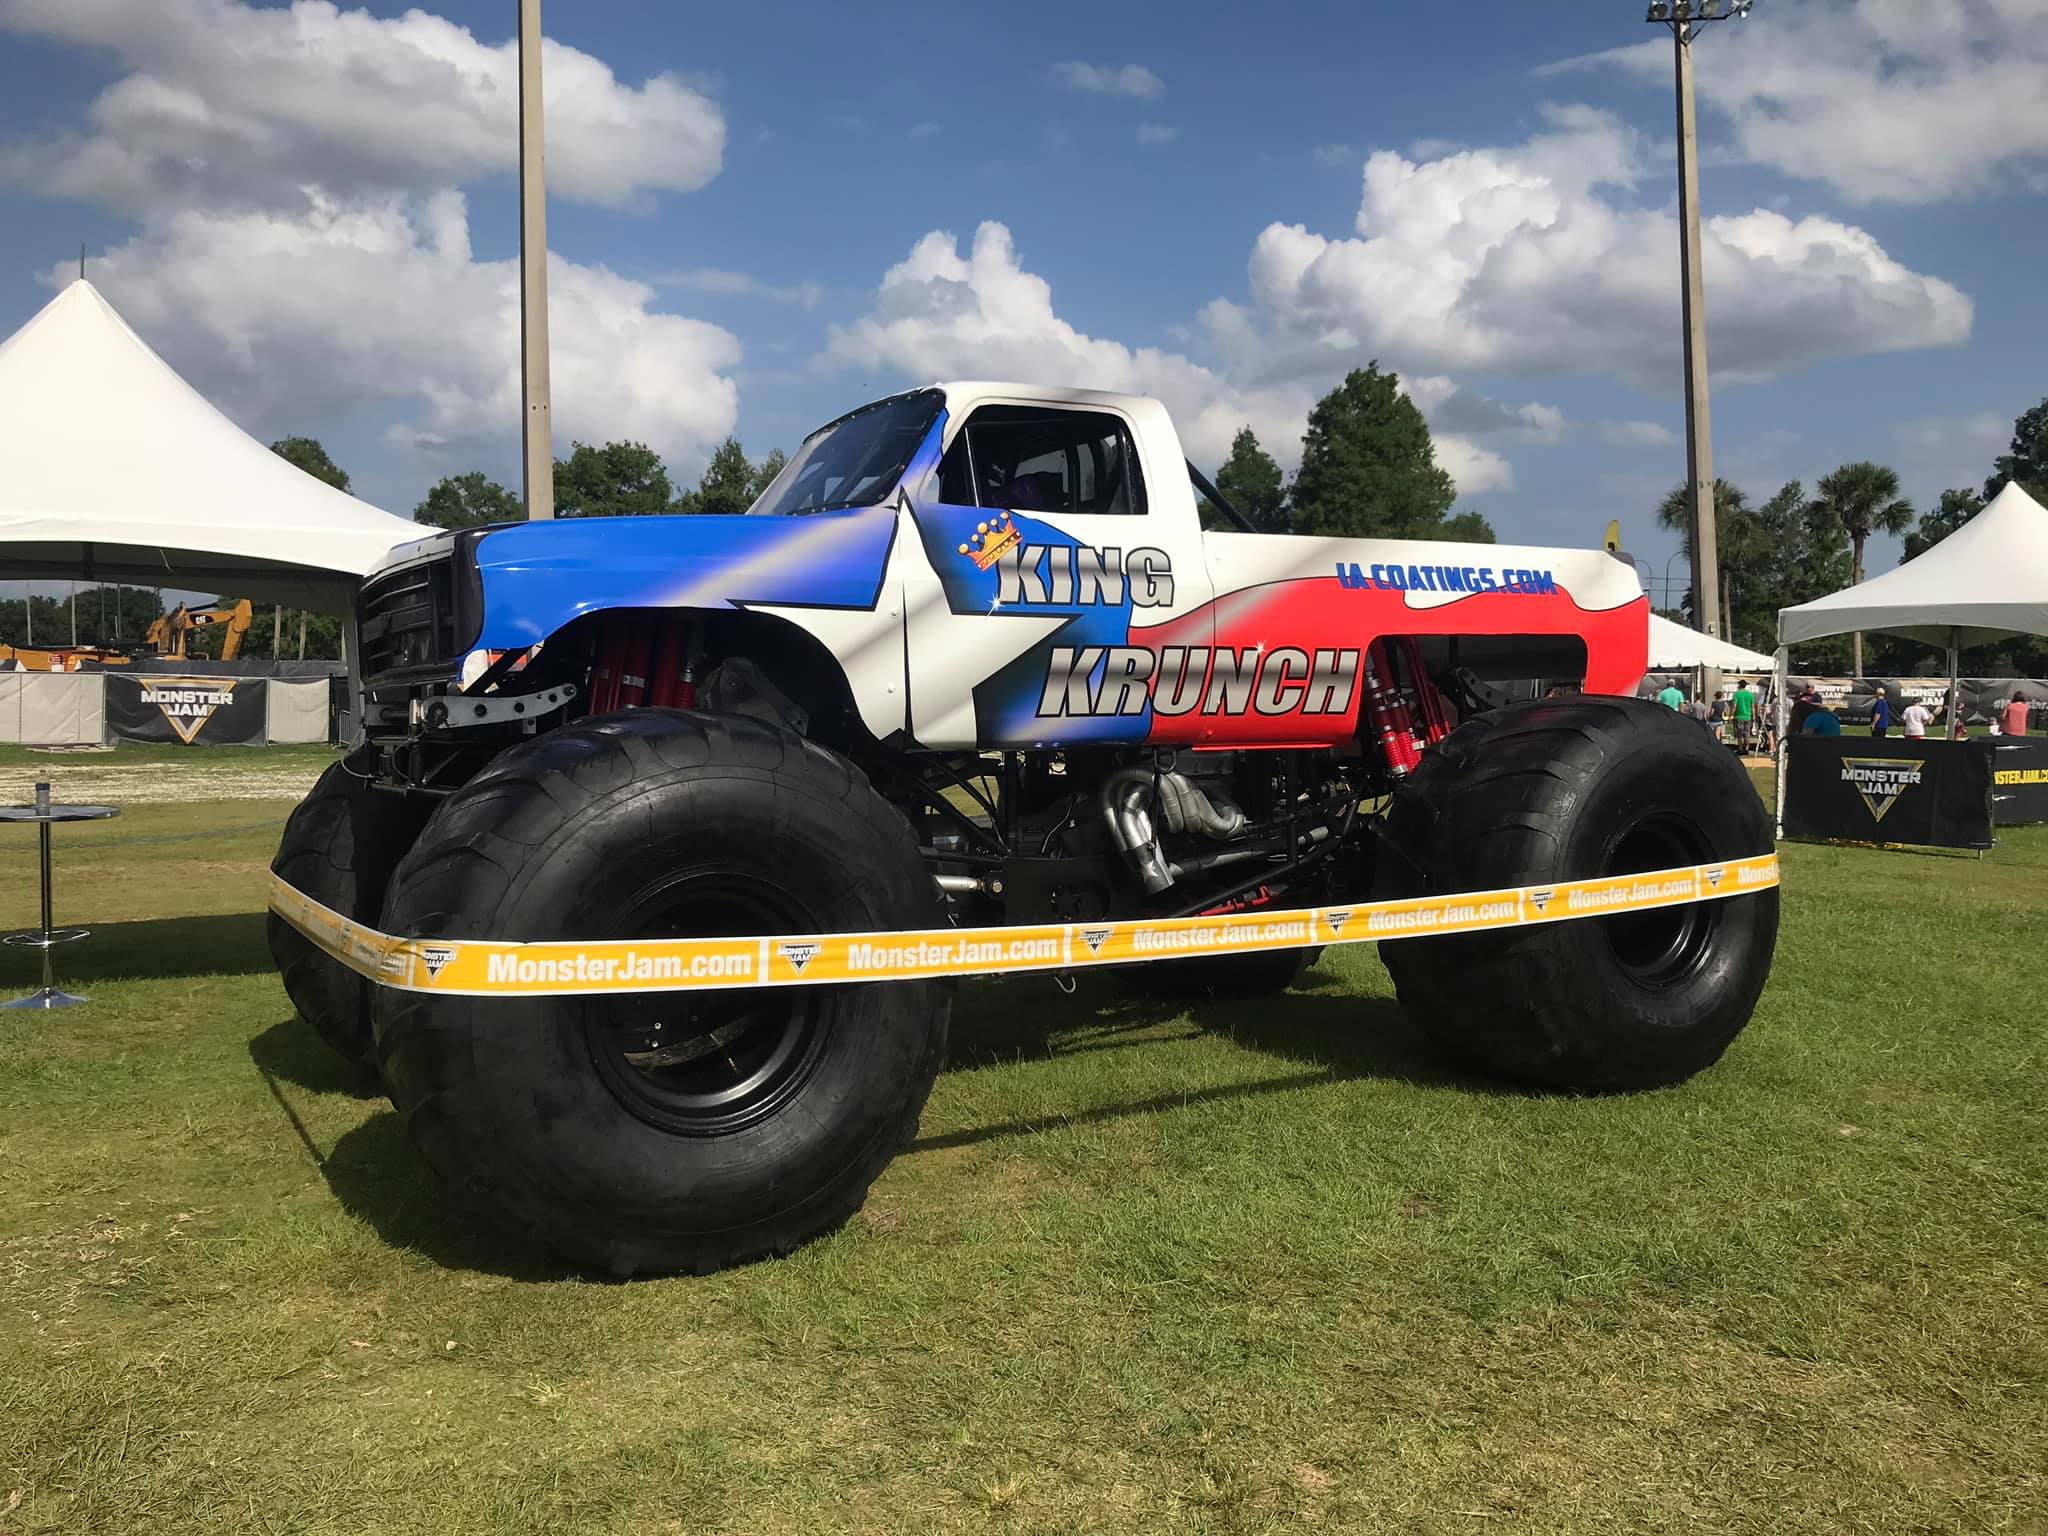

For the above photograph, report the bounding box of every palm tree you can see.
[1655,478,1758,636]
[1807,463,1915,675]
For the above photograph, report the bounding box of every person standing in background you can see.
[1657,680,1685,711]
[1789,684,1821,737]
[1902,697,1933,738]
[2005,692,2030,737]
[1732,678,1758,752]
[1869,687,1891,738]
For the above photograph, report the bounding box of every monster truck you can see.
[269,383,1777,1275]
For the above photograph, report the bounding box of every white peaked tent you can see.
[1773,480,2048,833]
[0,280,425,611]
[1646,613,1776,674]
[1778,481,2048,650]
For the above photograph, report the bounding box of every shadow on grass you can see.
[1,910,274,985]
[261,965,1491,1278]
[248,1015,382,1100]
[912,968,1473,1155]
[319,1112,567,1281]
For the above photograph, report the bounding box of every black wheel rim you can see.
[1597,810,1721,989]
[584,870,828,1137]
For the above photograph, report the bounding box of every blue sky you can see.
[3,0,2042,597]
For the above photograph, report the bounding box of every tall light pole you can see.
[518,0,555,519]
[1646,0,1748,647]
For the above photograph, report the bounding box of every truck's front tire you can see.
[268,753,429,1071]
[373,710,950,1277]
[1375,696,1778,1092]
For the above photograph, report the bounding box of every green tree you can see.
[553,441,675,518]
[1901,487,1982,562]
[1440,509,1496,544]
[687,436,758,516]
[269,436,351,492]
[1983,397,2048,503]
[1806,462,1915,675]
[1287,364,1487,540]
[415,472,523,530]
[749,448,788,504]
[1213,427,1288,533]
[1655,478,1762,640]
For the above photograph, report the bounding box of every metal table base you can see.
[3,784,118,1010]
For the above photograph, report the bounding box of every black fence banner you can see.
[105,673,268,746]
[1990,738,2048,827]
[1783,736,1993,849]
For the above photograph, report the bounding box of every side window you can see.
[935,405,1147,516]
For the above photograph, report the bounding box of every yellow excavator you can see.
[2,597,254,670]
[145,599,254,661]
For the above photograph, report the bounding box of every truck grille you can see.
[358,554,472,684]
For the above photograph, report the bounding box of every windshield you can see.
[748,389,944,516]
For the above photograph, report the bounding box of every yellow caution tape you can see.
[268,853,1779,999]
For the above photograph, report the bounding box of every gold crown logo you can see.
[957,513,1021,572]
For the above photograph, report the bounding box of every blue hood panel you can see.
[470,508,898,649]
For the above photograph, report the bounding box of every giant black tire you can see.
[373,710,951,1277]
[268,753,431,1071]
[1375,696,1778,1092]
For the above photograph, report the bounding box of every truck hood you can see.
[465,507,899,650]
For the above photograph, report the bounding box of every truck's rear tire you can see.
[1375,696,1778,1092]
[268,753,428,1071]
[373,710,950,1277]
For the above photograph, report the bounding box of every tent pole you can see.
[1773,645,1788,839]
[1945,628,1961,737]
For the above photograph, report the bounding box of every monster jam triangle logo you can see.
[1839,757,1924,823]
[1528,888,1555,914]
[1702,865,1725,890]
[1080,927,1111,955]
[1324,909,1353,935]
[419,944,459,980]
[778,941,821,975]
[140,677,238,745]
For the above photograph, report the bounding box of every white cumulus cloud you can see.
[1136,123,1180,146]
[58,193,741,467]
[1543,0,2048,205]
[1046,61,1166,100]
[823,222,1310,474]
[1601,420,1678,448]
[1230,106,1969,390]
[821,221,1538,499]
[0,0,726,213]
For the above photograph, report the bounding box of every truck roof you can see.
[929,381,1161,415]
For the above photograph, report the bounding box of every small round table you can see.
[3,784,119,1010]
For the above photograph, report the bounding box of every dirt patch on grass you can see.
[0,757,323,805]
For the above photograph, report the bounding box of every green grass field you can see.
[1,749,2042,1534]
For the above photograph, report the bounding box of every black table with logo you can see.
[1783,736,1996,849]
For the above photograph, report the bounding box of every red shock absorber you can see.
[647,614,685,709]
[1399,636,1453,745]
[1364,639,1423,777]
[590,616,627,714]
[616,617,654,710]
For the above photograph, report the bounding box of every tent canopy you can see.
[1778,482,2048,649]
[1646,613,1776,673]
[0,280,427,612]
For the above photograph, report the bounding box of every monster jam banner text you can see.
[105,674,268,746]
[1782,735,1993,849]
[1990,738,2048,826]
